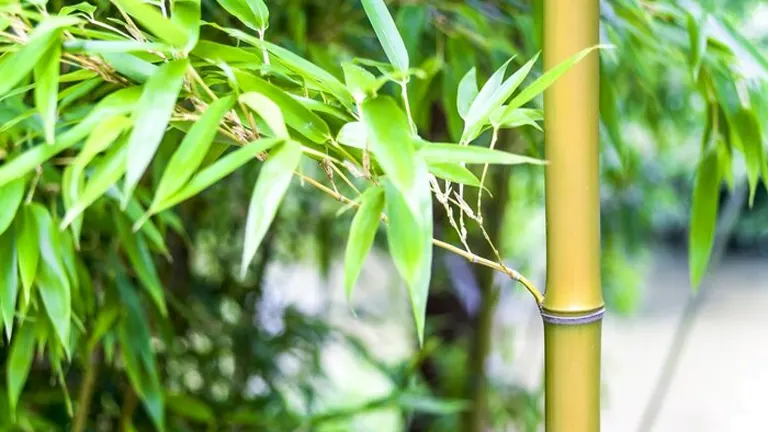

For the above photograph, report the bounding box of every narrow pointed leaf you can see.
[506,45,603,111]
[337,121,367,149]
[16,207,39,309]
[115,213,167,315]
[153,138,283,214]
[362,0,409,73]
[0,228,19,339]
[240,142,302,279]
[361,96,416,197]
[152,96,235,209]
[0,177,25,236]
[172,0,201,52]
[457,67,478,120]
[33,43,61,144]
[123,59,188,206]
[427,162,481,186]
[462,58,512,137]
[344,187,384,300]
[30,204,71,353]
[419,142,545,165]
[110,0,188,47]
[732,108,763,206]
[216,0,268,32]
[689,151,720,289]
[239,92,289,138]
[7,322,36,416]
[342,62,380,102]
[492,107,543,131]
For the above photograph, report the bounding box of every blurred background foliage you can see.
[0,0,767,431]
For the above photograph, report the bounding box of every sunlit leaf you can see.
[123,59,188,206]
[456,67,478,120]
[16,207,38,311]
[731,108,763,206]
[152,96,235,210]
[239,92,288,138]
[110,0,188,47]
[0,228,19,339]
[342,62,382,102]
[362,0,409,73]
[419,142,545,165]
[33,43,60,144]
[337,121,366,150]
[427,162,481,187]
[100,52,158,82]
[0,177,25,236]
[344,186,384,300]
[172,0,201,52]
[216,0,268,32]
[689,151,720,289]
[240,141,302,279]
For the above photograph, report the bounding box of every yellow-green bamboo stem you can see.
[542,0,603,431]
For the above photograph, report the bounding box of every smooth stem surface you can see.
[543,0,603,431]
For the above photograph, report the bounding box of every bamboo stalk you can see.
[542,0,603,431]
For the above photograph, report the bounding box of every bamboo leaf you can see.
[110,0,188,47]
[427,162,481,186]
[239,92,289,138]
[216,0,268,32]
[152,96,235,210]
[342,62,381,102]
[344,186,384,300]
[337,121,366,149]
[171,0,201,52]
[16,207,39,311]
[506,45,603,111]
[240,141,302,279]
[462,58,512,138]
[63,39,171,54]
[689,151,720,289]
[62,137,129,228]
[115,213,167,315]
[151,138,283,214]
[166,393,215,424]
[123,59,188,206]
[419,142,545,165]
[0,16,78,98]
[33,43,60,144]
[0,177,25,236]
[100,52,158,82]
[234,71,330,143]
[687,12,707,79]
[361,96,416,200]
[362,0,409,73]
[456,67,478,120]
[492,107,543,132]
[0,86,142,188]
[29,204,71,354]
[59,2,97,17]
[0,228,19,339]
[384,159,432,344]
[7,322,36,416]
[731,108,763,206]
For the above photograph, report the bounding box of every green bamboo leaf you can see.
[240,141,302,279]
[427,162,481,186]
[0,86,142,188]
[16,207,39,310]
[687,12,707,79]
[60,2,97,17]
[462,58,512,134]
[0,177,25,236]
[87,305,120,351]
[100,52,158,82]
[110,0,188,47]
[171,0,201,52]
[151,138,283,214]
[0,16,78,98]
[166,393,215,424]
[419,142,545,165]
[61,137,129,228]
[29,204,71,353]
[337,121,366,149]
[361,0,409,73]
[457,67,478,120]
[117,193,170,257]
[115,213,167,315]
[384,159,432,344]
[123,59,188,206]
[689,151,720,290]
[464,54,538,143]
[239,92,288,138]
[344,186,384,300]
[33,43,60,144]
[63,39,171,54]
[234,71,330,143]
[342,62,381,102]
[152,96,235,210]
[0,228,19,339]
[7,322,36,416]
[216,0,269,32]
[731,108,763,206]
[506,46,604,111]
[361,96,416,198]
[491,107,543,132]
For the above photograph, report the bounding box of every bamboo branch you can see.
[72,352,100,432]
